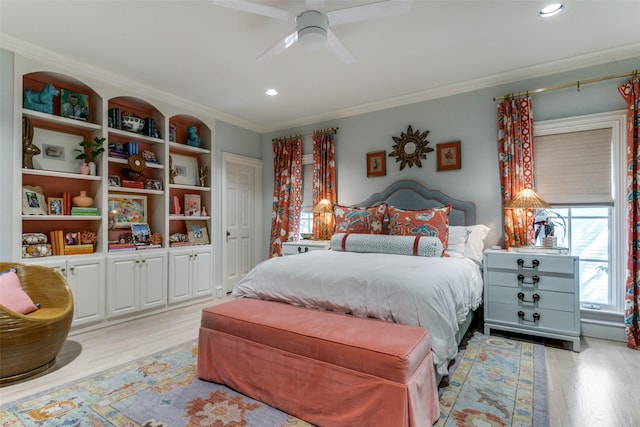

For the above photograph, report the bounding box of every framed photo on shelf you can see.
[60,89,89,121]
[48,197,64,215]
[170,154,198,186]
[107,194,147,228]
[131,223,151,245]
[437,141,461,171]
[108,175,121,187]
[64,231,80,246]
[186,220,209,245]
[366,151,386,177]
[169,123,177,142]
[145,179,163,190]
[22,185,47,215]
[184,194,201,216]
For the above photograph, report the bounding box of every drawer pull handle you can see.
[517,292,540,303]
[297,246,309,253]
[517,274,540,285]
[518,310,541,323]
[517,258,540,269]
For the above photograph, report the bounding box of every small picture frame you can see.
[145,179,163,190]
[186,220,209,245]
[366,151,386,177]
[22,185,47,215]
[184,194,201,216]
[131,222,151,245]
[48,197,64,215]
[108,175,121,187]
[437,141,461,171]
[169,123,177,142]
[65,231,80,246]
[171,154,199,186]
[60,89,89,121]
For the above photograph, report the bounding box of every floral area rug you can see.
[1,332,548,427]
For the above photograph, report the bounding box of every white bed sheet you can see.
[231,250,483,375]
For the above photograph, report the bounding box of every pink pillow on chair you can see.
[0,269,39,314]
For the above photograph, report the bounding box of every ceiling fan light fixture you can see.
[296,10,328,51]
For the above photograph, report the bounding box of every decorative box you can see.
[22,233,48,245]
[22,244,53,258]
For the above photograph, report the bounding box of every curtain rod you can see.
[272,127,339,142]
[492,69,638,102]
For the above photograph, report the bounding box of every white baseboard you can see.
[580,315,626,342]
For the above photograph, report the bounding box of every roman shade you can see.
[535,128,612,205]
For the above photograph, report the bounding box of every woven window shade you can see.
[535,128,612,205]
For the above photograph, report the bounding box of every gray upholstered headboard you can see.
[356,180,476,226]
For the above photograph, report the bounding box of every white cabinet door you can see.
[67,257,105,326]
[169,250,193,304]
[192,249,213,298]
[107,256,138,318]
[140,252,167,309]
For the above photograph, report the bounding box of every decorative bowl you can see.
[121,115,145,133]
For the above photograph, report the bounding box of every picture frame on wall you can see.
[22,185,47,215]
[437,141,461,171]
[171,154,198,186]
[186,220,209,245]
[107,194,147,228]
[48,197,64,215]
[184,194,201,216]
[366,151,386,177]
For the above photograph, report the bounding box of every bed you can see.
[232,179,487,376]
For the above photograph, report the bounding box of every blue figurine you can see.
[24,84,59,114]
[186,125,201,148]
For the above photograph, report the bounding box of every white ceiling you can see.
[1,1,639,133]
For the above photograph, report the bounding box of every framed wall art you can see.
[366,151,386,177]
[186,220,209,245]
[107,194,147,228]
[170,153,198,186]
[437,140,461,171]
[22,185,47,215]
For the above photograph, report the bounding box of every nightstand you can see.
[282,240,331,256]
[483,249,581,351]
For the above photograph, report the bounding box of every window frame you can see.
[534,110,627,314]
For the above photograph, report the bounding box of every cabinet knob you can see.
[518,310,541,323]
[517,274,540,286]
[517,258,540,269]
[517,291,540,303]
[297,246,302,253]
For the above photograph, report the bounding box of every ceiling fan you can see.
[212,0,412,64]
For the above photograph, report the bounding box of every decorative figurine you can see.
[22,117,40,169]
[23,84,59,114]
[169,155,178,185]
[199,165,208,187]
[186,125,201,148]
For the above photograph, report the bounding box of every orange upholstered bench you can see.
[197,298,439,427]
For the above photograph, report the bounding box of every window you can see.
[534,111,626,313]
[299,155,314,240]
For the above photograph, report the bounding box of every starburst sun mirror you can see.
[388,125,433,170]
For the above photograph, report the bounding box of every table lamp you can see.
[504,188,551,248]
[312,198,333,240]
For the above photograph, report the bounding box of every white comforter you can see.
[232,250,483,375]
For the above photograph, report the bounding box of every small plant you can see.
[75,137,106,163]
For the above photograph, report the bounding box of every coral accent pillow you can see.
[388,205,452,249]
[0,269,39,314]
[333,203,387,234]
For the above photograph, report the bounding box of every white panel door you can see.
[140,252,167,309]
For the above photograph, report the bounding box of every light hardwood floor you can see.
[2,300,639,427]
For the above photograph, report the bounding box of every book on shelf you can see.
[170,242,193,247]
[62,192,71,215]
[142,117,155,137]
[71,207,99,215]
[108,242,136,251]
[63,244,94,255]
[136,244,162,250]
[122,180,144,189]
[108,107,121,130]
[124,141,138,155]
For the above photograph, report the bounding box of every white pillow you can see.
[464,224,490,263]
[445,226,471,256]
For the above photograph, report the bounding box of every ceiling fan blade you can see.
[327,0,412,26]
[257,29,298,62]
[305,0,326,11]
[212,0,294,20]
[326,29,355,64]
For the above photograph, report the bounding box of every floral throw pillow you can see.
[388,205,452,249]
[333,203,388,234]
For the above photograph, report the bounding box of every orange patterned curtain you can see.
[497,97,535,248]
[269,136,302,257]
[618,75,640,350]
[312,130,337,240]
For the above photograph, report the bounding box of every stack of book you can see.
[124,141,139,155]
[71,207,99,216]
[49,230,65,255]
[64,244,94,255]
[108,108,121,130]
[109,242,136,252]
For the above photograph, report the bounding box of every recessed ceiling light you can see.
[265,89,278,96]
[539,3,564,17]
